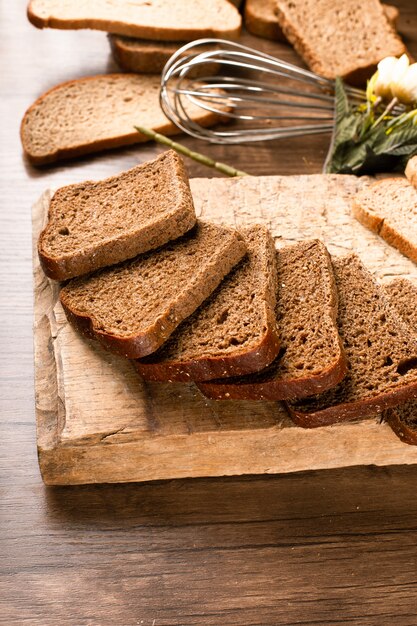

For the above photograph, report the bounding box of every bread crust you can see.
[198,353,347,400]
[288,385,417,428]
[27,0,242,41]
[135,326,281,382]
[20,74,222,166]
[385,407,417,445]
[352,178,417,265]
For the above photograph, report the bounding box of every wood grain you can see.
[34,174,417,485]
[3,1,417,624]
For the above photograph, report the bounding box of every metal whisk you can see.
[160,38,367,144]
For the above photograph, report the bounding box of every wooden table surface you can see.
[2,2,417,624]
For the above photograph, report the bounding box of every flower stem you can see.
[371,97,399,129]
[134,126,249,177]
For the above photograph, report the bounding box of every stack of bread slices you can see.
[38,150,417,446]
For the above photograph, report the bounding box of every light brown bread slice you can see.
[109,36,185,74]
[352,178,417,265]
[27,0,241,40]
[198,239,346,400]
[405,156,417,189]
[60,221,247,359]
[244,0,398,43]
[20,74,222,165]
[288,254,417,428]
[38,151,196,281]
[244,0,286,41]
[274,0,406,82]
[135,225,280,382]
[383,278,417,445]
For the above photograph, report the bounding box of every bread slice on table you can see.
[274,0,406,82]
[60,222,247,359]
[352,178,417,265]
[135,225,280,382]
[27,0,241,40]
[109,36,185,74]
[244,0,398,43]
[244,0,286,41]
[383,278,417,445]
[288,254,417,428]
[405,156,417,189]
[38,151,196,281]
[198,239,346,400]
[20,74,222,165]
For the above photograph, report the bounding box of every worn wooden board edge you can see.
[32,180,417,486]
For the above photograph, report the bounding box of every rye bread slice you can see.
[274,0,406,83]
[288,254,417,428]
[352,178,417,265]
[383,278,417,445]
[198,239,346,400]
[27,0,241,41]
[60,221,247,359]
[20,74,222,165]
[135,224,280,382]
[38,151,196,281]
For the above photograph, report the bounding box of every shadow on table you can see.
[44,465,417,538]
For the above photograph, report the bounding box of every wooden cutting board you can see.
[33,174,417,485]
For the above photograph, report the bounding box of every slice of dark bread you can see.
[198,239,346,400]
[274,0,406,83]
[383,279,417,445]
[352,178,417,265]
[288,254,417,428]
[60,221,247,359]
[38,151,196,281]
[135,224,280,382]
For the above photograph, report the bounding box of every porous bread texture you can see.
[288,254,417,428]
[244,0,398,43]
[20,74,222,165]
[352,178,417,265]
[198,239,346,400]
[274,0,406,82]
[109,35,185,74]
[135,224,280,381]
[38,151,196,281]
[244,0,286,41]
[384,279,417,445]
[405,156,417,190]
[27,0,242,40]
[60,221,247,359]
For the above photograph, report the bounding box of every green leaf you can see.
[325,77,417,175]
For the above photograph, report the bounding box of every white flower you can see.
[374,56,399,100]
[393,62,417,104]
[372,54,417,104]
